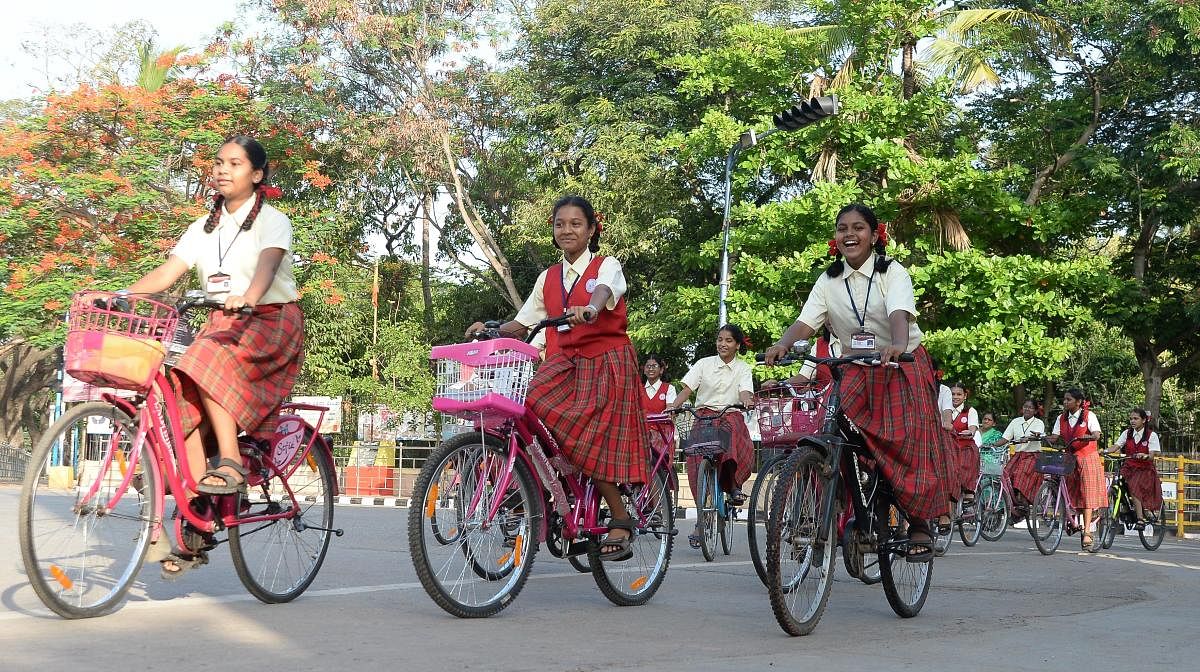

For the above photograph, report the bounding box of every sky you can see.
[0,0,245,100]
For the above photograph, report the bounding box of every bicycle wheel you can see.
[1096,502,1116,550]
[978,481,1008,542]
[719,495,733,556]
[748,453,787,586]
[1031,480,1064,555]
[933,499,956,557]
[1139,504,1166,551]
[958,493,982,547]
[766,449,835,637]
[229,431,336,603]
[408,433,541,618]
[568,554,591,573]
[20,402,157,619]
[590,469,675,606]
[878,503,932,618]
[696,460,718,562]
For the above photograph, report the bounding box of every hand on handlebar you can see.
[224,295,255,312]
[877,345,905,367]
[763,343,791,366]
[565,304,598,326]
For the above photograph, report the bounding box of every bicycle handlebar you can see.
[754,350,915,367]
[669,403,747,418]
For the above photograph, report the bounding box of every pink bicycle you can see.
[19,290,340,619]
[408,317,678,618]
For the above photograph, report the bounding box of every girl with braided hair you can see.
[126,135,303,577]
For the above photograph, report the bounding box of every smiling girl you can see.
[125,135,303,578]
[764,203,954,561]
[465,196,647,562]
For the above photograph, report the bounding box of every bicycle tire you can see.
[748,453,787,587]
[978,480,1008,542]
[568,554,591,573]
[933,499,956,557]
[878,502,932,618]
[229,431,336,603]
[589,469,675,606]
[697,461,718,562]
[1031,480,1064,555]
[958,494,982,547]
[765,449,835,637]
[1097,502,1116,550]
[20,402,156,619]
[841,514,882,585]
[1139,504,1166,551]
[720,496,733,556]
[408,433,542,618]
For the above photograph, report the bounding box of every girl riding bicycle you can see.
[642,354,677,414]
[124,135,303,577]
[1046,388,1105,551]
[996,399,1045,512]
[669,324,756,550]
[764,203,953,561]
[949,382,982,507]
[464,196,647,562]
[1109,408,1164,528]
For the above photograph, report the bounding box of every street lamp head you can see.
[772,95,839,131]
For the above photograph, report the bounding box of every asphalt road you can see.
[1,486,1197,672]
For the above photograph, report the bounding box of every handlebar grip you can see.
[898,353,915,363]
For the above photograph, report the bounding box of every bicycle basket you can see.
[1035,450,1075,476]
[430,338,539,425]
[754,383,827,447]
[678,414,731,458]
[64,291,177,393]
[980,446,1007,476]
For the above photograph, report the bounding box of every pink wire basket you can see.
[63,291,179,393]
[430,338,540,427]
[754,382,828,447]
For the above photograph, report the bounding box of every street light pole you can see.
[716,95,839,328]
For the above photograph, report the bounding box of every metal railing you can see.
[1155,454,1200,537]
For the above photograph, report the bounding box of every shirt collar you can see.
[563,249,594,279]
[645,379,660,391]
[842,253,877,280]
[220,195,258,228]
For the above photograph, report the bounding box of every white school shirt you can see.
[1002,416,1045,452]
[952,405,982,447]
[171,198,298,304]
[795,253,923,352]
[937,385,953,414]
[681,355,754,410]
[1115,428,1161,452]
[644,379,677,404]
[512,249,627,328]
[1049,410,1101,438]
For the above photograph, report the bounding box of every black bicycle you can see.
[762,346,931,636]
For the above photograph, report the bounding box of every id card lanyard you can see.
[845,270,876,349]
[206,221,243,297]
[558,260,584,332]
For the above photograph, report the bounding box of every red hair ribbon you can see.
[1082,400,1091,412]
[595,212,604,234]
[877,222,888,246]
[743,335,754,349]
[258,185,284,200]
[827,239,839,256]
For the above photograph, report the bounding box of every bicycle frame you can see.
[91,368,335,537]
[461,407,676,548]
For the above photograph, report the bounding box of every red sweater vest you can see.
[1122,430,1155,469]
[643,380,674,414]
[953,409,976,449]
[543,255,631,358]
[1058,410,1098,455]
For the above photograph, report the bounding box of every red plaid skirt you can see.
[1066,450,1107,510]
[955,438,980,494]
[685,410,753,503]
[1004,452,1042,504]
[526,343,648,484]
[835,346,951,521]
[174,303,305,440]
[1122,463,1164,510]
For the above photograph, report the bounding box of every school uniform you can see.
[169,197,303,439]
[680,355,755,500]
[515,250,648,484]
[1001,416,1045,504]
[643,379,677,415]
[952,405,981,494]
[793,253,951,521]
[1116,428,1164,511]
[1051,409,1106,511]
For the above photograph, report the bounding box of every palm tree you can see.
[135,40,187,92]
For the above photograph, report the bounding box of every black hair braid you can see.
[203,195,224,234]
[240,189,265,231]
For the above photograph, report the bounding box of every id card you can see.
[206,272,232,297]
[850,330,876,350]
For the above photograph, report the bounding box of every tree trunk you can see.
[1011,384,1026,415]
[901,38,917,100]
[421,191,434,336]
[0,342,59,448]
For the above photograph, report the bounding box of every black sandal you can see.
[196,458,249,496]
[906,522,934,563]
[936,516,952,536]
[598,517,636,562]
[160,550,209,581]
